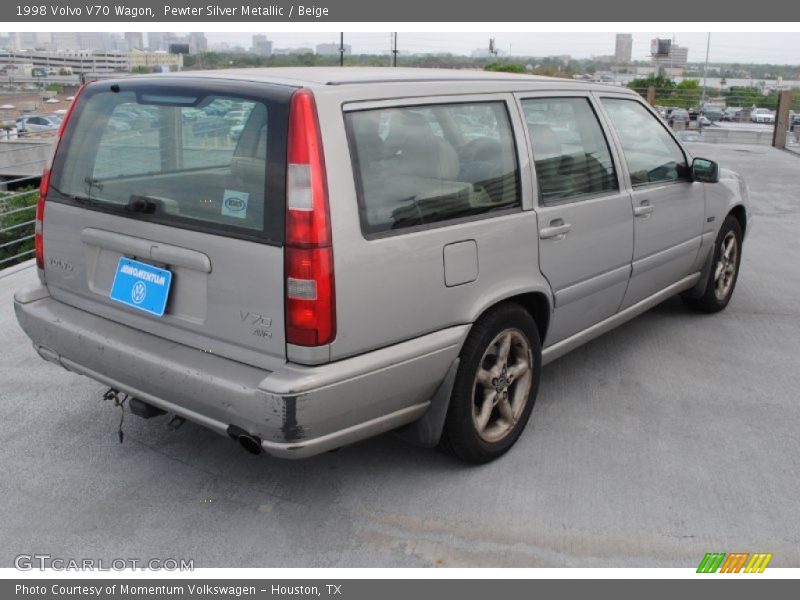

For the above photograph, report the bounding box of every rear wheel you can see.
[683,215,743,312]
[440,303,541,464]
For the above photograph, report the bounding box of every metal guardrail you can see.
[0,136,47,269]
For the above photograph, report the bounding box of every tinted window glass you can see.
[522,97,618,204]
[347,102,520,235]
[51,87,283,238]
[601,98,688,186]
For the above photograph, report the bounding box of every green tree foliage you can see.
[484,63,526,74]
[0,188,38,269]
[669,79,702,108]
[627,74,676,93]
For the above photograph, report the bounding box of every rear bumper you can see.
[14,284,467,458]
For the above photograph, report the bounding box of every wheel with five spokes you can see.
[440,303,541,463]
[683,215,743,313]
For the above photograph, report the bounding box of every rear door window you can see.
[521,97,618,205]
[49,81,291,244]
[346,101,521,235]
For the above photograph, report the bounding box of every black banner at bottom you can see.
[4,579,797,600]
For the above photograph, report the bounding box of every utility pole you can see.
[700,32,711,108]
[339,32,344,67]
[489,38,497,57]
[392,32,398,67]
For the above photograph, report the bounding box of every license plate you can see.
[109,257,172,317]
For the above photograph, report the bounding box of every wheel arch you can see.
[470,289,553,347]
[729,204,747,236]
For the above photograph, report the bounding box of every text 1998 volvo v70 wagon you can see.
[14,68,750,463]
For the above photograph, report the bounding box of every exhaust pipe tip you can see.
[238,434,263,455]
[227,425,262,455]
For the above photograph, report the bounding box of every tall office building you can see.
[50,32,80,51]
[651,38,688,70]
[189,32,208,53]
[252,35,273,57]
[124,32,144,51]
[615,33,632,64]
[148,32,167,52]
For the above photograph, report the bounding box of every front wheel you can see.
[683,215,743,312]
[440,303,542,464]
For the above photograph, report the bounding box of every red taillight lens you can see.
[34,168,49,270]
[286,247,335,346]
[285,88,336,346]
[35,83,85,272]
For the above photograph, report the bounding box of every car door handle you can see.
[634,201,654,218]
[539,220,572,240]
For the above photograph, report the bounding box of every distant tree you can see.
[484,63,526,74]
[627,74,676,92]
[531,65,572,79]
[670,79,702,108]
[725,86,767,108]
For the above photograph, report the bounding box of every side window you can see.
[601,98,688,186]
[521,97,618,204]
[347,101,521,235]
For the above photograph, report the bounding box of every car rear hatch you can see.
[40,77,296,369]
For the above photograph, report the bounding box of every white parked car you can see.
[15,114,61,134]
[750,108,775,124]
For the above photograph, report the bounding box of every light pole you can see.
[700,32,711,108]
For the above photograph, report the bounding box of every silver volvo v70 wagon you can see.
[14,68,750,463]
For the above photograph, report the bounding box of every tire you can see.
[440,303,542,464]
[683,215,743,313]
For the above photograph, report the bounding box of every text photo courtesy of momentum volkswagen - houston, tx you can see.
[1,0,799,595]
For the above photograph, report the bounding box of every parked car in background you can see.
[669,108,691,126]
[14,69,751,464]
[701,105,724,122]
[750,108,775,124]
[15,114,61,135]
[722,107,742,122]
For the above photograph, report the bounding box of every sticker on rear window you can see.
[222,190,249,219]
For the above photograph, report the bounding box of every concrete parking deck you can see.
[1,143,799,568]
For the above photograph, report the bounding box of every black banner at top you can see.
[4,0,800,22]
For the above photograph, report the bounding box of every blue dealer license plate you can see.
[109,257,172,317]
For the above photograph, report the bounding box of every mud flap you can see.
[682,243,716,299]
[394,358,459,448]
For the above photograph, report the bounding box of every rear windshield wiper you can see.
[48,185,101,207]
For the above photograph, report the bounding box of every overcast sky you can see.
[204,32,799,64]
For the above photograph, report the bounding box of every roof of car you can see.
[154,67,637,94]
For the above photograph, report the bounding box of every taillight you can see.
[285,88,335,346]
[35,84,86,272]
[34,168,49,270]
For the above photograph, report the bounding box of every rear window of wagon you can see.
[48,78,294,245]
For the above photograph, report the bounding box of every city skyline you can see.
[1,32,798,65]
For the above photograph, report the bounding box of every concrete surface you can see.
[1,143,799,568]
[0,139,52,177]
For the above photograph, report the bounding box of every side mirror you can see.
[692,157,719,183]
